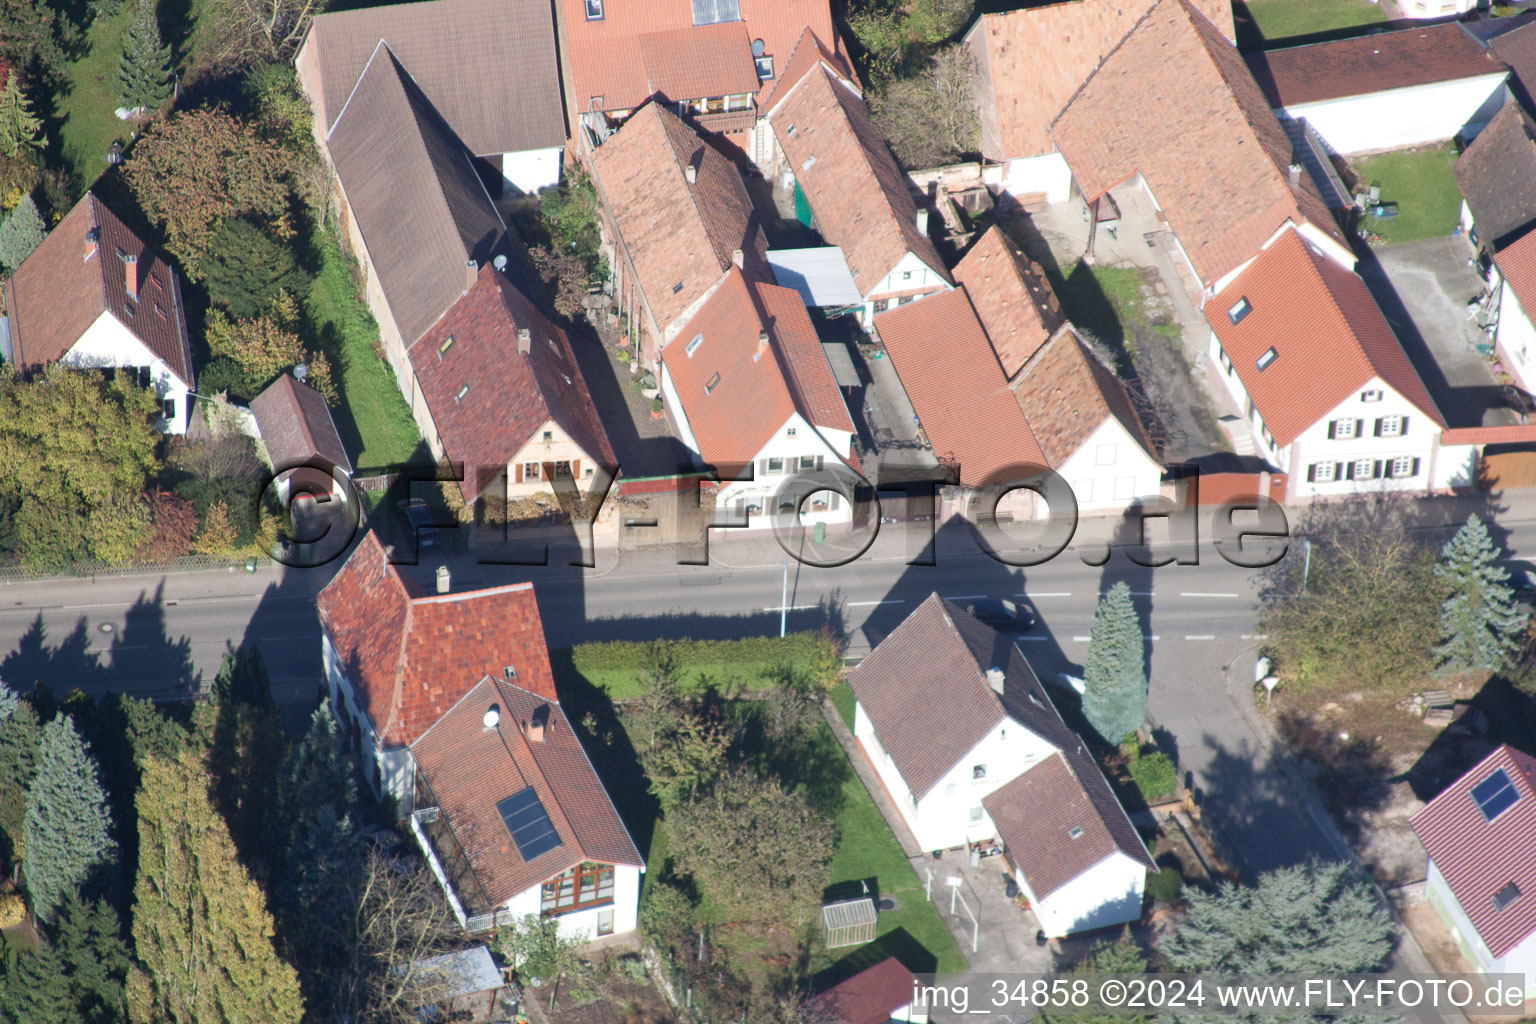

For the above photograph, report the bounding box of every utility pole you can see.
[1300,539,1313,595]
[780,561,788,638]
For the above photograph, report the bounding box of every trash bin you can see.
[813,521,826,545]
[1005,877,1019,899]
[244,556,257,573]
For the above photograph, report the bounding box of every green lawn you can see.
[303,231,424,470]
[58,4,135,192]
[830,680,856,730]
[551,633,832,700]
[1352,143,1463,245]
[1236,0,1384,42]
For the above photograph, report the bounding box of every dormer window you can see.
[584,0,603,18]
[1228,297,1252,324]
[1256,347,1277,371]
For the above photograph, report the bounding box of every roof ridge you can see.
[500,691,589,865]
[327,38,390,141]
[1048,0,1163,137]
[83,193,112,316]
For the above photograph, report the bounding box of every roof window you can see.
[1067,826,1084,840]
[456,384,470,401]
[1256,347,1277,372]
[1494,882,1522,912]
[705,372,721,395]
[686,332,703,357]
[1228,296,1252,324]
[1472,768,1519,822]
[584,0,603,18]
[691,0,739,26]
[438,335,455,357]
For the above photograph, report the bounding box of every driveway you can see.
[1356,236,1519,429]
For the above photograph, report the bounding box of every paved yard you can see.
[1355,236,1521,430]
[567,318,697,478]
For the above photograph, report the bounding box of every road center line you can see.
[761,604,819,612]
[848,599,904,607]
[1185,634,1215,640]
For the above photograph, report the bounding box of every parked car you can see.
[396,498,440,550]
[1509,569,1536,611]
[962,598,1036,632]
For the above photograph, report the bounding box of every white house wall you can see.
[502,147,563,194]
[1434,443,1480,491]
[997,152,1073,205]
[1497,277,1536,391]
[1051,418,1162,513]
[1280,75,1507,156]
[1284,380,1439,499]
[717,412,857,530]
[322,632,414,808]
[61,309,191,434]
[502,863,643,942]
[1399,0,1474,16]
[854,700,927,843]
[657,361,701,453]
[860,251,951,326]
[1013,850,1146,938]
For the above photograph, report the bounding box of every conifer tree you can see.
[207,646,283,869]
[0,678,16,723]
[22,716,115,922]
[1435,514,1527,675]
[126,748,304,1024]
[0,73,42,159]
[0,699,42,863]
[1081,581,1148,745]
[0,195,46,271]
[116,1,171,113]
[53,889,131,1024]
[0,932,80,1023]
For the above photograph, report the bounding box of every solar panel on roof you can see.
[1471,768,1519,822]
[691,0,739,25]
[497,787,562,861]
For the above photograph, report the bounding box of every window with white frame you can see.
[972,764,986,780]
[1312,461,1337,483]
[1218,346,1233,373]
[1361,389,1383,403]
[584,0,603,18]
[1377,415,1403,437]
[1332,418,1357,440]
[767,457,784,473]
[1390,456,1415,478]
[1351,457,1376,480]
[969,806,984,822]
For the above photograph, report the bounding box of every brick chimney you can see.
[732,247,744,269]
[517,327,531,354]
[121,251,139,302]
[684,163,698,185]
[84,227,99,263]
[755,329,769,362]
[527,717,545,743]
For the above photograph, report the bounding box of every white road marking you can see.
[848,599,904,607]
[761,604,819,612]
[1185,634,1215,640]
[1072,635,1091,642]
[1240,633,1270,640]
[1180,592,1238,598]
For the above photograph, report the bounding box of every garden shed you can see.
[822,897,877,948]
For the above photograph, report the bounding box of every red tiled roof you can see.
[409,267,615,501]
[316,533,560,748]
[874,290,1045,485]
[1206,228,1442,447]
[1012,327,1157,467]
[984,745,1156,900]
[1440,424,1536,445]
[663,267,855,470]
[250,373,352,473]
[1495,223,1536,343]
[807,958,918,1024]
[769,63,951,291]
[590,101,767,337]
[953,225,1066,377]
[965,0,1233,160]
[557,0,850,124]
[1411,745,1536,957]
[412,675,642,906]
[1051,0,1344,285]
[1245,23,1504,109]
[640,24,761,103]
[6,192,194,385]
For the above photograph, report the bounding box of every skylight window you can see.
[686,332,703,357]
[584,0,603,18]
[691,0,739,26]
[456,384,470,401]
[705,372,721,395]
[438,335,455,357]
[1494,882,1522,912]
[1228,297,1252,324]
[1472,768,1519,822]
[1068,826,1084,840]
[496,787,562,862]
[1256,347,1278,372]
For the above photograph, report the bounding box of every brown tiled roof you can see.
[1206,228,1443,447]
[302,0,564,157]
[1491,18,1536,114]
[847,594,1075,798]
[6,192,193,385]
[1495,225,1536,328]
[250,373,352,473]
[326,43,508,348]
[1246,23,1503,109]
[411,675,642,907]
[1051,0,1344,285]
[1411,745,1536,958]
[965,0,1233,161]
[409,267,615,501]
[984,745,1156,900]
[640,24,761,103]
[762,27,844,111]
[1456,101,1536,253]
[769,63,951,290]
[316,533,560,748]
[557,0,851,123]
[590,101,767,337]
[807,958,919,1024]
[663,267,855,470]
[1012,327,1157,466]
[953,225,1066,377]
[874,290,1046,484]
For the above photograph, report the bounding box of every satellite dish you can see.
[751,37,765,56]
[293,363,308,382]
[493,254,508,272]
[483,704,501,729]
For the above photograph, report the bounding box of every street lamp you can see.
[780,561,788,638]
[1300,539,1313,595]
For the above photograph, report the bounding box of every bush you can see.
[0,890,23,928]
[554,633,834,699]
[1130,750,1177,802]
[201,218,311,319]
[1145,865,1183,905]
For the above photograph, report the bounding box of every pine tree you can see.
[1162,860,1392,975]
[126,748,305,1024]
[1081,581,1147,745]
[53,889,131,1024]
[0,699,42,863]
[207,647,283,869]
[0,933,81,1024]
[1045,931,1149,1024]
[0,73,42,159]
[116,1,170,113]
[22,716,115,922]
[0,195,46,271]
[0,678,17,723]
[1435,514,1527,675]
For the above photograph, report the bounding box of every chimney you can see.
[84,228,99,263]
[435,564,450,594]
[1288,163,1301,188]
[527,717,545,743]
[732,247,744,269]
[122,252,139,302]
[755,329,769,361]
[915,208,930,234]
[986,667,1005,694]
[517,327,531,354]
[684,163,698,185]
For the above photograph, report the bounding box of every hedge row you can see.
[551,632,831,700]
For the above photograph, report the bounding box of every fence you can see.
[0,552,252,584]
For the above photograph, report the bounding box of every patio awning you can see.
[822,341,861,388]
[411,945,503,1000]
[768,247,863,307]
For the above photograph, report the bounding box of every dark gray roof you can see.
[251,373,352,473]
[1490,17,1536,118]
[1455,100,1536,253]
[326,43,511,347]
[304,0,565,157]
